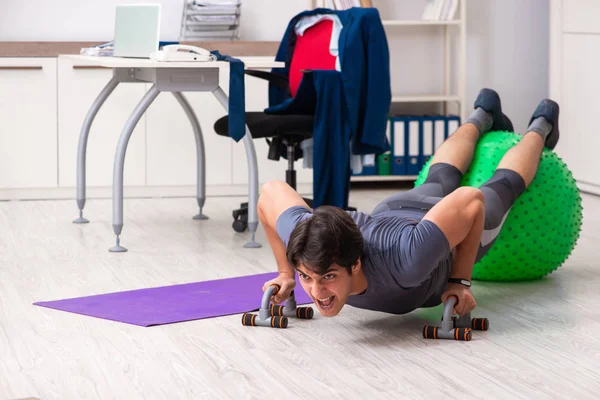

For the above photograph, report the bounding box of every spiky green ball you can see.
[415,131,583,281]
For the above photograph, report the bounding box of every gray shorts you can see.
[372,162,526,263]
[371,190,442,216]
[276,162,526,313]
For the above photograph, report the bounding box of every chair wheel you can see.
[232,219,247,233]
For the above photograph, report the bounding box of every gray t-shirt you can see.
[276,205,453,315]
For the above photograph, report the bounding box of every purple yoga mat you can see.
[33,272,313,327]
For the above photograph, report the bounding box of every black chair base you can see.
[232,199,357,233]
[232,198,311,233]
[225,132,356,233]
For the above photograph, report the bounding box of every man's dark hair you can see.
[286,206,364,275]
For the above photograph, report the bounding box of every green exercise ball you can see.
[415,131,583,282]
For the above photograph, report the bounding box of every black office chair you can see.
[214,98,315,232]
[214,18,357,233]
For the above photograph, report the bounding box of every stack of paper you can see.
[327,0,373,9]
[180,0,242,40]
[189,0,240,13]
[422,0,459,21]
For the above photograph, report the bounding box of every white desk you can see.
[63,54,284,252]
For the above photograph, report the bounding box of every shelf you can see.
[351,175,417,182]
[383,20,461,26]
[391,95,461,103]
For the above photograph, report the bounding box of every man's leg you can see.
[476,99,560,260]
[413,88,514,199]
[371,89,514,215]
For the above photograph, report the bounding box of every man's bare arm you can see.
[420,186,484,314]
[258,180,312,277]
[421,186,485,281]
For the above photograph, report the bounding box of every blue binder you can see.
[446,115,461,139]
[421,116,435,165]
[351,155,378,176]
[391,116,407,175]
[388,114,461,176]
[362,165,377,175]
[351,163,377,176]
[351,117,392,177]
[405,116,422,175]
[431,115,447,153]
[429,114,462,153]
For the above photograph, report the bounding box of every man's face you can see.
[296,263,357,317]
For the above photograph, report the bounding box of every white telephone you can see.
[150,44,216,62]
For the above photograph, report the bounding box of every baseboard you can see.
[0,183,314,201]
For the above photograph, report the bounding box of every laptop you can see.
[113,4,161,58]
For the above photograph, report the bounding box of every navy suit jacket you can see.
[265,7,391,208]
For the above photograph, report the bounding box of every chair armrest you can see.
[244,70,290,93]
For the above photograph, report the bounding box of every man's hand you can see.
[262,272,296,304]
[441,283,476,315]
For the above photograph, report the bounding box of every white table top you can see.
[60,54,283,69]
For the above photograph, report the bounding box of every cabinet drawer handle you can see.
[73,65,109,70]
[0,66,43,70]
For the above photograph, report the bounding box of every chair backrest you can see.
[288,19,338,98]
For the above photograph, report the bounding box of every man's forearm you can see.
[450,205,485,281]
[258,209,296,277]
[265,223,296,277]
[256,179,312,279]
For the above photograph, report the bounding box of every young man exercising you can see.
[257,88,560,318]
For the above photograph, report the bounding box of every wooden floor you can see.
[1,187,600,399]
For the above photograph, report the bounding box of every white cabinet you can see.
[144,68,232,186]
[229,71,313,186]
[0,58,58,189]
[550,0,600,191]
[563,0,600,33]
[57,56,147,188]
[1,55,311,196]
[560,34,600,186]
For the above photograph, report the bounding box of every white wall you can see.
[375,0,549,134]
[0,0,312,42]
[1,0,548,133]
[548,0,600,194]
[465,0,549,134]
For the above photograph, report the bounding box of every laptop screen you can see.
[113,4,161,58]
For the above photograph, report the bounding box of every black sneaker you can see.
[528,99,560,150]
[473,88,514,133]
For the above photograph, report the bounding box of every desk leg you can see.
[109,84,161,253]
[212,87,261,249]
[73,76,119,224]
[172,92,208,221]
